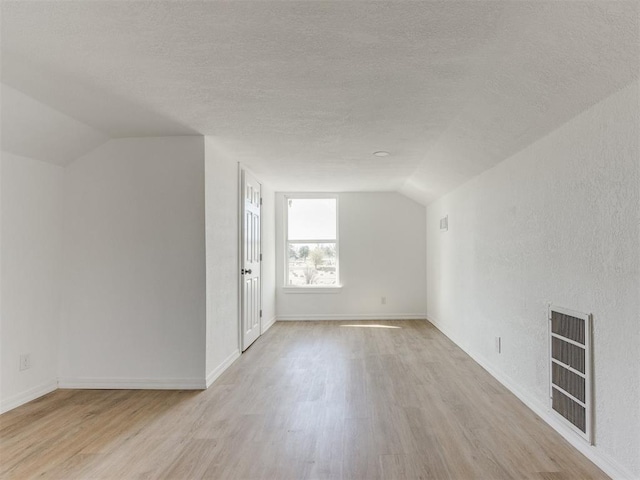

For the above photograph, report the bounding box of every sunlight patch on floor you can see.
[339,324,401,329]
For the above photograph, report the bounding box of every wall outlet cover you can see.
[19,354,32,371]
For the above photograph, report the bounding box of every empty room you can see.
[1,1,638,479]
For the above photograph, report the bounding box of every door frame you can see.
[237,163,262,352]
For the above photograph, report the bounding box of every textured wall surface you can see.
[204,138,240,380]
[426,81,639,477]
[1,84,108,166]
[0,153,63,411]
[261,185,277,330]
[60,137,206,386]
[277,192,427,319]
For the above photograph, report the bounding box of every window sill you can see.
[282,285,343,294]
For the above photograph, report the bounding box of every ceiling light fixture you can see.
[373,151,390,157]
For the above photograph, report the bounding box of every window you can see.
[285,195,338,287]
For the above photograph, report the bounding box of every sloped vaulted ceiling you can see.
[1,1,638,203]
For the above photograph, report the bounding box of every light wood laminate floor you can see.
[1,321,606,479]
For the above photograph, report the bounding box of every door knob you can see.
[242,268,252,274]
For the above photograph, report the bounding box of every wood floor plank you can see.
[0,320,608,479]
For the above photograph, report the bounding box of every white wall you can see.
[59,137,207,388]
[204,140,277,384]
[426,81,639,478]
[1,83,109,167]
[0,152,63,412]
[204,138,240,384]
[276,192,427,320]
[261,185,277,332]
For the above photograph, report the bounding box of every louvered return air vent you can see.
[549,305,593,444]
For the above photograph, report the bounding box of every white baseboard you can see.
[0,379,58,414]
[206,349,241,388]
[277,313,427,321]
[261,315,277,334]
[58,377,206,390]
[426,315,636,480]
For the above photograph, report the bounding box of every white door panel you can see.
[241,169,261,351]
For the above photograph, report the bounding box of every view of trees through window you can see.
[286,197,337,286]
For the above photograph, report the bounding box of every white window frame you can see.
[283,193,341,292]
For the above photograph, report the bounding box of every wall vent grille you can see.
[548,305,592,444]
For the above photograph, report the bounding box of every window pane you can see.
[288,198,336,241]
[287,243,337,286]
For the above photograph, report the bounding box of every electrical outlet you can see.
[19,354,32,371]
[381,296,386,305]
[495,337,501,354]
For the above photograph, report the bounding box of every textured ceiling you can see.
[1,1,638,203]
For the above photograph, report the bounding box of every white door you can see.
[241,169,261,351]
